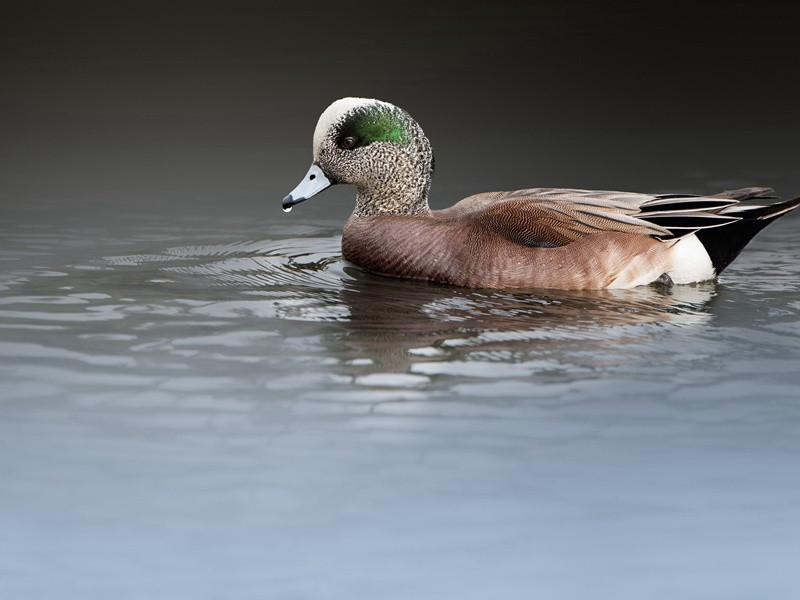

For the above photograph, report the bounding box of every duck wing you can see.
[444,187,770,248]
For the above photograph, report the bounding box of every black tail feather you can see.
[696,195,800,274]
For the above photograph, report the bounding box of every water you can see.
[5,0,800,593]
[2,196,800,599]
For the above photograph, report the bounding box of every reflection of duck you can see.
[337,267,716,373]
[119,235,717,377]
[283,97,800,290]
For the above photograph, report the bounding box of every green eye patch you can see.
[338,107,409,148]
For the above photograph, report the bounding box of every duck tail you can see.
[695,191,800,274]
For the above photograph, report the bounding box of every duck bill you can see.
[282,164,333,211]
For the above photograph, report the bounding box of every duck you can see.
[282,97,800,290]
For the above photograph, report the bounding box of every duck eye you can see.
[339,136,357,150]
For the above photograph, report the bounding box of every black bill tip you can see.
[282,194,306,213]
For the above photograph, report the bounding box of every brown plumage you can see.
[282,98,800,290]
[343,213,664,290]
[342,188,700,289]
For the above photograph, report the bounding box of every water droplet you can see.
[282,206,292,213]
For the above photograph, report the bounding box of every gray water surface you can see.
[2,200,800,599]
[5,1,800,596]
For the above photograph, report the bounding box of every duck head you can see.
[283,98,434,216]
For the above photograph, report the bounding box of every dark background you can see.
[2,1,799,220]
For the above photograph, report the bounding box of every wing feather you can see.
[440,187,786,249]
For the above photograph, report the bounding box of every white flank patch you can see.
[666,234,716,284]
[312,97,392,159]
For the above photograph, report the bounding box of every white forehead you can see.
[312,97,392,157]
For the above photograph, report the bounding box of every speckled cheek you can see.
[313,140,336,165]
[314,148,350,185]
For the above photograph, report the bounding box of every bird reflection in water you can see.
[335,266,716,375]
[132,238,717,378]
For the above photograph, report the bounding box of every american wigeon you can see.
[282,97,800,290]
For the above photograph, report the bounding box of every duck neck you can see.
[353,178,431,216]
[352,131,434,217]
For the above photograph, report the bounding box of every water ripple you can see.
[4,220,788,396]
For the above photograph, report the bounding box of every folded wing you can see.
[449,187,780,248]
